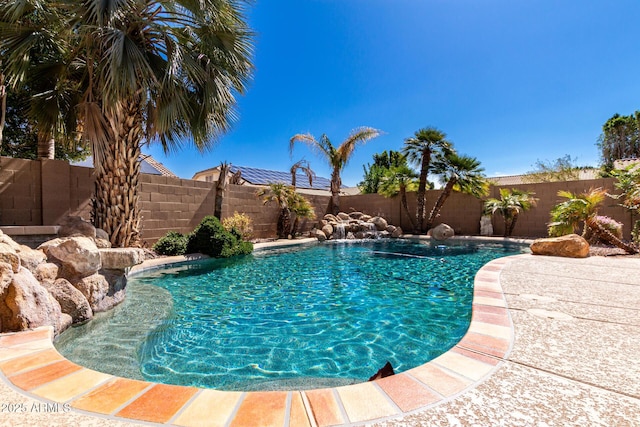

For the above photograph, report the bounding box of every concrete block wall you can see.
[0,157,42,225]
[222,185,331,239]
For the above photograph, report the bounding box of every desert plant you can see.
[484,189,537,237]
[222,212,254,240]
[378,164,418,231]
[608,166,640,245]
[153,231,189,256]
[187,216,253,258]
[547,188,606,237]
[289,192,316,236]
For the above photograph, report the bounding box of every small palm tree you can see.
[257,183,295,239]
[548,188,606,237]
[484,189,537,237]
[290,127,381,214]
[426,152,488,230]
[378,164,418,231]
[402,127,453,233]
[289,192,316,236]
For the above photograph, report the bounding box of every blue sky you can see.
[146,0,640,186]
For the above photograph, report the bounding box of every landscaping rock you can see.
[0,243,20,273]
[41,278,93,324]
[431,223,455,241]
[74,273,110,312]
[35,263,59,283]
[313,229,327,241]
[369,216,388,231]
[530,234,590,258]
[44,237,102,277]
[0,230,21,251]
[16,245,47,274]
[321,224,334,238]
[337,212,351,221]
[391,227,403,238]
[99,248,145,270]
[0,267,66,334]
[58,215,96,239]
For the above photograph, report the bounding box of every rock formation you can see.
[312,212,403,241]
[0,216,144,336]
[530,234,590,258]
[430,223,455,241]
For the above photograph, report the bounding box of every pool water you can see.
[55,239,526,391]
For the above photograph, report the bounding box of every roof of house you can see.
[71,155,178,178]
[194,165,334,190]
[489,168,600,186]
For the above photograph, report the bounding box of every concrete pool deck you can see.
[1,249,639,426]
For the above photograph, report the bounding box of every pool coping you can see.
[0,237,528,426]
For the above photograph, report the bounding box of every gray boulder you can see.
[431,223,455,241]
[99,248,145,270]
[369,216,388,231]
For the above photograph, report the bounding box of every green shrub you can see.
[153,231,188,256]
[187,216,253,258]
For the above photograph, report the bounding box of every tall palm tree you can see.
[290,159,315,189]
[402,127,452,233]
[484,189,537,237]
[290,127,381,214]
[378,164,418,231]
[426,152,488,230]
[2,0,254,247]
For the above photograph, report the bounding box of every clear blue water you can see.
[55,239,526,391]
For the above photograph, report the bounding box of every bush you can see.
[187,216,253,258]
[153,231,188,256]
[222,212,254,240]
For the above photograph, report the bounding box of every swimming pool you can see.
[55,239,527,391]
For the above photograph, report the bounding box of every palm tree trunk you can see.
[507,211,519,237]
[400,186,416,231]
[425,179,455,230]
[0,70,5,150]
[277,208,292,238]
[330,168,341,215]
[37,134,55,159]
[415,152,430,233]
[214,163,229,220]
[92,103,143,247]
[586,216,639,254]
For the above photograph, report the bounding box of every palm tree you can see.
[426,152,488,230]
[290,159,315,189]
[1,0,253,247]
[290,127,381,214]
[0,0,81,159]
[289,191,316,236]
[402,127,452,233]
[484,189,537,237]
[548,188,606,237]
[378,164,418,231]
[257,183,295,238]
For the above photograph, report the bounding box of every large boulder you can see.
[0,267,67,334]
[337,212,351,221]
[43,236,102,277]
[321,224,334,239]
[530,234,590,258]
[0,230,21,251]
[431,223,455,241]
[57,215,96,239]
[99,248,145,270]
[41,278,93,324]
[369,216,388,231]
[75,272,127,312]
[35,262,59,283]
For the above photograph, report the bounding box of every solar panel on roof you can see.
[229,165,334,190]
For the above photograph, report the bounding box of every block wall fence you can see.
[0,156,632,245]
